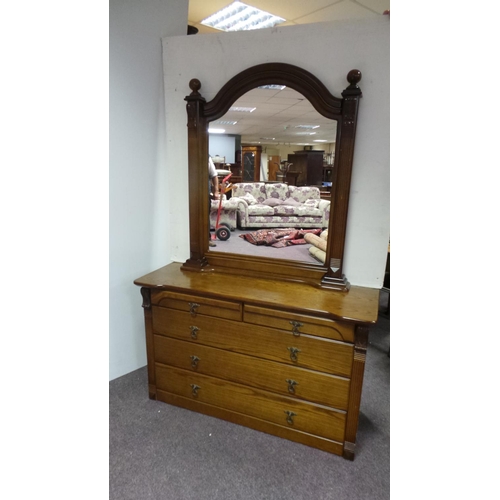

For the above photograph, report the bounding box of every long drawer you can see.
[244,304,355,343]
[156,364,347,443]
[154,335,350,410]
[152,307,353,377]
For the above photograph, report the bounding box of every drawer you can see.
[154,335,350,410]
[152,308,353,377]
[244,304,355,343]
[151,290,242,321]
[156,364,346,443]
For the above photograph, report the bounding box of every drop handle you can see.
[289,320,303,336]
[284,410,297,425]
[190,355,200,369]
[189,302,200,317]
[286,379,299,394]
[190,326,199,339]
[190,384,200,397]
[287,347,301,362]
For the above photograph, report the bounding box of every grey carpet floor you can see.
[109,294,390,500]
[210,228,320,264]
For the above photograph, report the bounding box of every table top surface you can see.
[135,262,379,325]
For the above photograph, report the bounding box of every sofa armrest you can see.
[318,199,330,211]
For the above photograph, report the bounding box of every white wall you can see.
[109,0,188,381]
[209,135,236,162]
[162,17,390,287]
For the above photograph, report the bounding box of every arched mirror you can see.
[208,86,337,267]
[183,63,362,291]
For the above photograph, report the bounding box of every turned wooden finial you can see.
[189,78,201,95]
[347,70,362,88]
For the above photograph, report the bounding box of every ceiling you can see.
[189,1,389,146]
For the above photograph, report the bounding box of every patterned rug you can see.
[239,228,322,248]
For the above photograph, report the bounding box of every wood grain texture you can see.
[156,390,345,457]
[153,307,353,377]
[156,364,346,443]
[244,304,355,342]
[154,335,350,409]
[134,261,377,459]
[135,262,379,325]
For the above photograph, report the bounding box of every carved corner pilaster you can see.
[140,287,151,309]
[354,325,369,358]
[344,324,370,458]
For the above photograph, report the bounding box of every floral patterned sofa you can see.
[230,182,330,229]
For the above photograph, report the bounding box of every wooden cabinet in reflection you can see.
[242,145,262,182]
[287,150,325,186]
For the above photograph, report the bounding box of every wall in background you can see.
[209,135,236,163]
[162,17,390,287]
[109,0,188,381]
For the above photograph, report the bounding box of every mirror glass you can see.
[207,86,337,266]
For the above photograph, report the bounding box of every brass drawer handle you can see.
[190,355,200,369]
[286,379,298,394]
[284,410,297,425]
[290,320,303,336]
[190,326,199,339]
[189,302,200,317]
[287,347,301,362]
[190,384,200,397]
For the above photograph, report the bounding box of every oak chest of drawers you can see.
[135,263,378,460]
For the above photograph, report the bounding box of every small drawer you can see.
[154,335,350,410]
[152,308,353,378]
[156,364,346,443]
[151,290,242,321]
[244,305,355,343]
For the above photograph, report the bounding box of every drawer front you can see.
[156,364,346,443]
[244,304,355,343]
[152,308,353,377]
[154,335,350,410]
[151,290,242,321]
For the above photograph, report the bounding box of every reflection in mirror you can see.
[208,86,337,267]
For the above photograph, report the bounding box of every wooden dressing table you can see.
[135,64,379,459]
[135,263,378,460]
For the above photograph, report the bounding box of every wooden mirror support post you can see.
[181,64,362,291]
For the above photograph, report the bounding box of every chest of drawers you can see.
[135,263,378,460]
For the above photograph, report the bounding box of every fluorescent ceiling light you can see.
[208,128,226,134]
[201,1,285,32]
[230,106,256,112]
[215,120,238,125]
[295,125,320,129]
[258,85,286,90]
[314,140,328,142]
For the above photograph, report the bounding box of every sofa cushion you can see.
[281,198,302,207]
[262,198,283,207]
[265,182,289,201]
[247,204,275,216]
[304,199,320,209]
[288,185,320,203]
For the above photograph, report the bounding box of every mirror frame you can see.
[182,63,362,291]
